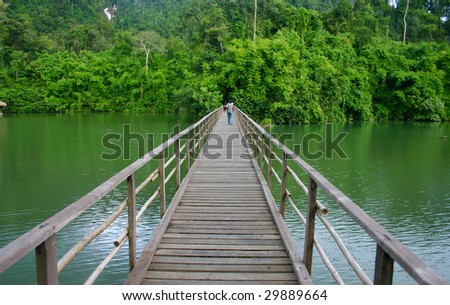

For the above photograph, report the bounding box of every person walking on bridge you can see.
[226,99,234,125]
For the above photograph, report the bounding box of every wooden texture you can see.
[127,112,312,285]
[35,234,58,285]
[0,109,222,275]
[236,109,447,285]
[374,244,394,285]
[127,175,137,270]
[304,177,317,274]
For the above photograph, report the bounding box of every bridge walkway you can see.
[125,112,312,285]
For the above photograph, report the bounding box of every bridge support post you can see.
[127,174,136,270]
[175,138,181,189]
[35,234,58,284]
[260,134,265,175]
[304,177,318,274]
[186,131,191,172]
[268,141,273,190]
[159,150,166,217]
[193,126,198,158]
[200,121,205,151]
[280,152,288,218]
[374,245,394,284]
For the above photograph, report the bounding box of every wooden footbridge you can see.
[0,108,447,285]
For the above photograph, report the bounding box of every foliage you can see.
[0,0,449,122]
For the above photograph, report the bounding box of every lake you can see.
[0,114,449,284]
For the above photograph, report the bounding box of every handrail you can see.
[0,107,222,284]
[235,108,447,285]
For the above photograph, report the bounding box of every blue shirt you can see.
[226,102,233,113]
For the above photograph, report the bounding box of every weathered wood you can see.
[166,228,280,235]
[175,138,181,189]
[185,131,191,172]
[127,175,137,270]
[304,177,318,274]
[159,150,166,217]
[170,214,272,221]
[158,243,286,251]
[124,156,201,285]
[0,108,222,277]
[144,271,297,281]
[237,109,447,285]
[149,263,293,273]
[85,238,126,285]
[374,244,394,285]
[162,233,281,240]
[280,152,288,218]
[267,141,273,190]
[35,234,58,285]
[125,112,311,285]
[160,238,282,245]
[151,256,292,265]
[241,129,313,285]
[141,279,298,285]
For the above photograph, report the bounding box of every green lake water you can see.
[0,114,449,284]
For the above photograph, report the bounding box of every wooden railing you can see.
[235,108,447,285]
[0,108,222,284]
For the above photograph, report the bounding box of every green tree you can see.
[135,30,166,74]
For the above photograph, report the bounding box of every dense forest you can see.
[0,0,449,123]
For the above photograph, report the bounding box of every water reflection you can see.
[1,117,448,284]
[274,121,449,284]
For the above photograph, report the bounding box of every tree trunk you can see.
[403,0,409,44]
[145,50,150,74]
[253,0,257,41]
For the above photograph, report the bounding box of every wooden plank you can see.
[162,233,281,240]
[166,228,280,235]
[168,220,275,226]
[158,244,286,251]
[160,238,283,245]
[170,214,273,221]
[177,204,270,210]
[149,263,293,273]
[181,193,266,197]
[131,113,303,285]
[154,249,289,258]
[124,155,202,285]
[141,279,298,285]
[151,256,292,265]
[242,122,313,285]
[145,271,297,281]
[179,200,266,203]
[239,110,448,285]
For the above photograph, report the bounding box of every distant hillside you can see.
[1,0,449,122]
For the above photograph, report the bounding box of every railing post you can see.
[35,234,58,284]
[193,125,198,158]
[127,174,136,270]
[199,122,204,151]
[374,244,394,284]
[186,131,191,172]
[175,138,181,189]
[260,134,265,175]
[280,152,288,218]
[303,177,318,274]
[159,150,166,217]
[267,141,273,190]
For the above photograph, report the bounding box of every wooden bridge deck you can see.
[125,112,311,285]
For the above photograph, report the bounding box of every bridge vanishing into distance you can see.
[0,108,447,285]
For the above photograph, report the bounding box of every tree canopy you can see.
[1,0,449,123]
